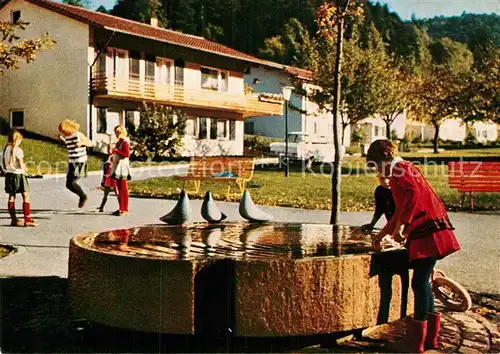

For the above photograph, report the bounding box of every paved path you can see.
[1,164,499,296]
[1,165,500,353]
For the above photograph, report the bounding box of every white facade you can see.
[407,118,498,143]
[0,0,90,139]
[244,66,351,146]
[0,0,279,158]
[354,111,406,144]
[471,121,498,143]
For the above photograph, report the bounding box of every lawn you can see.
[0,135,102,175]
[402,147,500,158]
[128,161,500,212]
[0,135,177,175]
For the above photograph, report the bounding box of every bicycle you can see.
[431,269,472,312]
[356,227,472,312]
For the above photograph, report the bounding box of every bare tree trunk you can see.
[330,12,345,226]
[433,121,440,154]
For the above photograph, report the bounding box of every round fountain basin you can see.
[68,223,412,336]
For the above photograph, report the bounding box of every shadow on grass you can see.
[0,277,380,353]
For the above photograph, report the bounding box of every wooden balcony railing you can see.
[91,75,283,117]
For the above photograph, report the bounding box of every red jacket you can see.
[381,160,460,261]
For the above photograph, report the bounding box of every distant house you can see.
[353,112,406,145]
[0,0,282,156]
[406,118,498,143]
[244,65,351,147]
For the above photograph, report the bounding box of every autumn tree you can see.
[413,37,474,153]
[456,53,500,126]
[314,0,364,225]
[0,20,54,74]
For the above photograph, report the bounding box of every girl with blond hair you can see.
[2,130,36,226]
[110,124,131,216]
[58,119,93,208]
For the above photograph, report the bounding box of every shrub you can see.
[130,102,186,161]
[351,126,367,144]
[465,125,478,146]
[244,135,271,156]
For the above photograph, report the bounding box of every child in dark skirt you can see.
[96,141,117,212]
[2,130,37,227]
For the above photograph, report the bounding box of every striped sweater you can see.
[64,133,88,163]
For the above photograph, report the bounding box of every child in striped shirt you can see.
[58,120,93,208]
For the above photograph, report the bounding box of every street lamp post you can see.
[282,86,293,177]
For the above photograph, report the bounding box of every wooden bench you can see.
[448,161,500,211]
[174,156,255,199]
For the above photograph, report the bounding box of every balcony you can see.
[91,74,283,117]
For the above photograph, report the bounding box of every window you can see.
[210,118,217,140]
[125,110,140,134]
[97,107,107,134]
[106,111,121,135]
[11,10,21,24]
[199,117,208,139]
[482,130,488,138]
[145,55,155,83]
[217,120,227,138]
[229,120,236,140]
[313,122,318,135]
[96,49,107,74]
[185,118,197,136]
[174,59,184,86]
[129,50,141,80]
[10,110,24,128]
[201,67,228,91]
[156,58,172,85]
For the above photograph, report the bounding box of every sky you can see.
[84,0,500,20]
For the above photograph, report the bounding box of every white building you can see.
[354,111,406,144]
[244,65,351,147]
[406,118,498,143]
[0,0,283,156]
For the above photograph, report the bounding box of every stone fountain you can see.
[68,223,412,337]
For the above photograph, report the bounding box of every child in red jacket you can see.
[366,139,460,354]
[110,125,131,216]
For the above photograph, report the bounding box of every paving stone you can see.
[462,339,490,352]
[439,341,459,352]
[463,331,490,343]
[459,346,485,354]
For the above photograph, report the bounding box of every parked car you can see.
[269,132,345,166]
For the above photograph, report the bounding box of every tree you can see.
[0,20,55,74]
[62,0,91,7]
[96,5,110,13]
[259,18,313,67]
[111,0,167,28]
[315,0,364,225]
[412,37,474,153]
[130,103,186,161]
[375,62,412,140]
[456,54,500,125]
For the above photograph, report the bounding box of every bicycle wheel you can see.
[432,276,472,312]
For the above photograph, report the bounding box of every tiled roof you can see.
[15,0,283,68]
[283,65,313,81]
[2,0,312,79]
